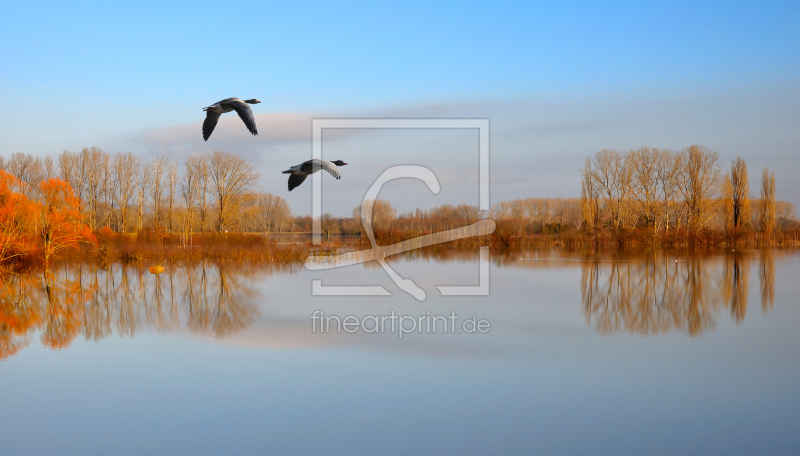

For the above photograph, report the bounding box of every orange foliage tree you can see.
[38,178,95,265]
[0,170,37,264]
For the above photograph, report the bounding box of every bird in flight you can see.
[282,159,348,191]
[202,98,260,141]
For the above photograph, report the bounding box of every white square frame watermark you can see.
[307,118,492,300]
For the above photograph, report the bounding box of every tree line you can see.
[578,145,795,243]
[1,149,296,236]
[1,144,797,265]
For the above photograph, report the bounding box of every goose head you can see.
[244,99,261,104]
[332,160,348,166]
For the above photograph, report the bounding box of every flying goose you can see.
[202,98,261,141]
[282,159,348,191]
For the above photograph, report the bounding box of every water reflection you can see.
[580,251,777,336]
[0,249,789,360]
[760,249,775,312]
[0,262,262,360]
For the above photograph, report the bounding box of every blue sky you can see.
[1,0,799,215]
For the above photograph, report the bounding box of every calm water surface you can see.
[1,249,799,455]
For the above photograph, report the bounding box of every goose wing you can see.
[319,160,342,179]
[223,99,258,136]
[202,110,222,141]
[288,173,308,191]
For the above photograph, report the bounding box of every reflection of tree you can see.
[581,252,769,336]
[83,265,111,341]
[0,274,41,360]
[581,256,710,335]
[760,250,775,312]
[722,253,750,323]
[185,262,211,333]
[42,269,93,349]
[115,265,141,336]
[212,267,256,337]
[0,262,261,361]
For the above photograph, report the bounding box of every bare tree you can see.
[722,157,751,232]
[677,145,720,233]
[167,161,177,233]
[6,152,44,197]
[629,147,660,230]
[43,156,55,180]
[147,156,170,231]
[760,167,776,236]
[252,192,292,232]
[58,150,86,200]
[199,157,210,232]
[207,151,261,231]
[136,160,149,231]
[589,149,632,229]
[80,147,110,230]
[101,152,113,229]
[580,159,599,231]
[113,152,139,233]
[654,149,679,233]
[181,156,205,238]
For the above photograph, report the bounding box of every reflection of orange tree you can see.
[1,262,261,360]
[41,270,95,350]
[0,273,42,360]
[38,178,95,265]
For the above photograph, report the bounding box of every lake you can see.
[1,248,799,455]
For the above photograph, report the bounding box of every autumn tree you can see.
[37,178,94,265]
[0,170,37,264]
